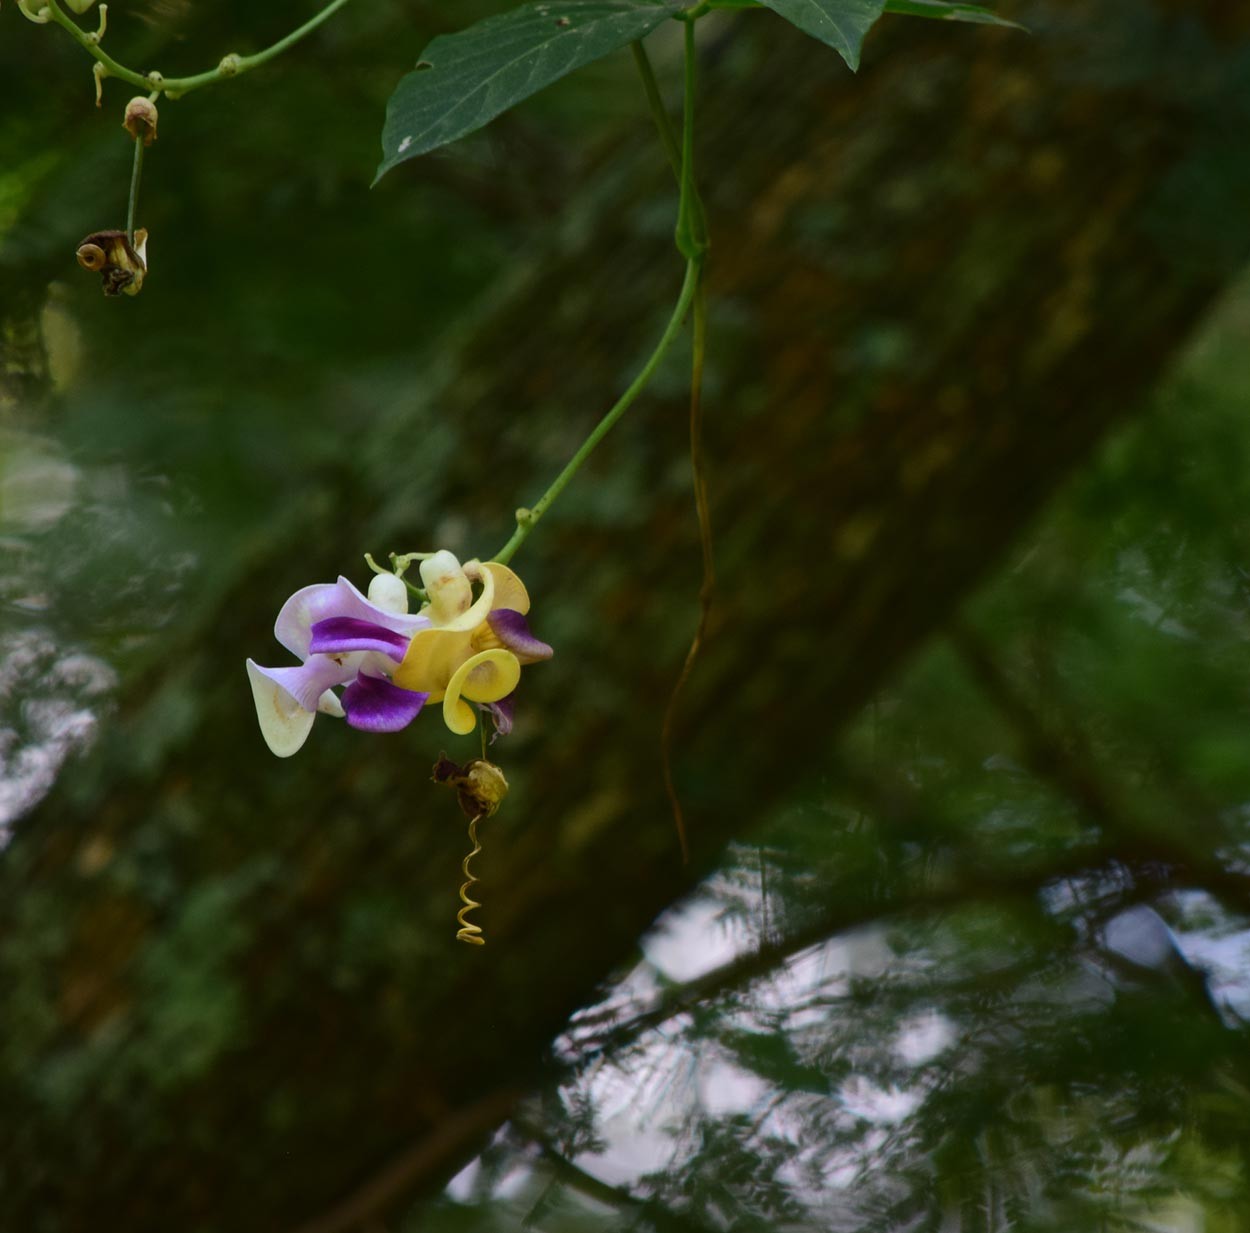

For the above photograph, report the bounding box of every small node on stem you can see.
[515,507,535,528]
[144,70,165,92]
[122,96,158,145]
[218,53,242,77]
[84,4,106,42]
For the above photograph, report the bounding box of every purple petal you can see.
[487,609,553,663]
[248,657,355,712]
[341,672,429,733]
[275,577,430,659]
[480,691,516,742]
[309,617,411,661]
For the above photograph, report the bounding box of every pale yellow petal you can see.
[393,627,472,693]
[482,562,530,615]
[429,562,496,633]
[246,660,316,758]
[441,649,521,733]
[443,695,478,736]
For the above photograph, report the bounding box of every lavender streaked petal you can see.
[486,609,553,663]
[309,617,411,661]
[275,577,430,658]
[341,672,429,733]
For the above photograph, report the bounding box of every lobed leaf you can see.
[753,0,885,71]
[376,0,677,182]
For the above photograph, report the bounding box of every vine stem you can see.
[660,278,711,864]
[126,136,143,244]
[491,257,700,566]
[631,39,707,249]
[38,0,353,98]
[493,20,710,567]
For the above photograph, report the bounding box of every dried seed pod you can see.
[122,96,158,145]
[76,228,148,297]
[432,755,509,818]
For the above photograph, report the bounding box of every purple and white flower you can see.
[246,572,431,757]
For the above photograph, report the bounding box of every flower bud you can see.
[76,228,148,297]
[420,550,472,624]
[367,571,409,614]
[123,96,158,146]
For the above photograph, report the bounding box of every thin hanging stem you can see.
[491,258,699,566]
[494,20,709,567]
[126,137,144,244]
[661,280,712,864]
[631,38,707,249]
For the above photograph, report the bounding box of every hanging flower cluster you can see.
[246,551,551,757]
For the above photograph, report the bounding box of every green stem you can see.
[494,18,710,567]
[40,0,353,99]
[674,20,704,260]
[126,137,144,244]
[492,259,700,567]
[631,38,707,248]
[631,41,682,183]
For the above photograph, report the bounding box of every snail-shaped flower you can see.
[393,551,553,736]
[246,551,551,755]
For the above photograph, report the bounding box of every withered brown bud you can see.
[122,96,158,145]
[76,229,148,297]
[432,756,509,818]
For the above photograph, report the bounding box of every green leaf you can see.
[376,0,676,182]
[754,0,886,71]
[883,0,1025,29]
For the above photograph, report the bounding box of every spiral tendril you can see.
[456,813,486,946]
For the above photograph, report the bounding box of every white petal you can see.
[317,689,345,718]
[246,659,316,757]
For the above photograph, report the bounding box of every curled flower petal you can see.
[443,649,521,735]
[482,562,530,615]
[308,617,412,662]
[248,656,356,713]
[246,659,320,757]
[427,560,497,633]
[341,672,430,733]
[275,576,428,658]
[486,609,553,664]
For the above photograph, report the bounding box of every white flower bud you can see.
[367,571,409,614]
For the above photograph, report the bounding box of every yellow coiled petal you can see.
[442,649,521,735]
